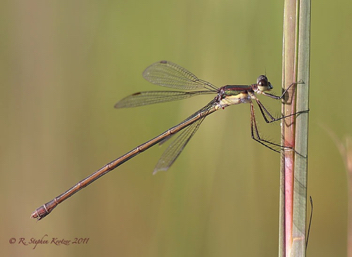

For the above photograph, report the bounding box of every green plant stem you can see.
[292,0,311,255]
[279,0,298,256]
[279,0,310,256]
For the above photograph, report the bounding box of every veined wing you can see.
[115,90,215,108]
[153,100,217,174]
[143,60,218,91]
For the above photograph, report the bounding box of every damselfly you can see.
[32,60,303,220]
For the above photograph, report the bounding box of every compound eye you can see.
[256,75,272,92]
[257,75,268,84]
[258,79,267,87]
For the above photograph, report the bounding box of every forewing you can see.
[143,60,218,91]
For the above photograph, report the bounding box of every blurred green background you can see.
[1,1,351,256]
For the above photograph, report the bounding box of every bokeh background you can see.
[1,1,351,256]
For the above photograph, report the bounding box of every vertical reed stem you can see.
[279,0,310,256]
[279,0,299,256]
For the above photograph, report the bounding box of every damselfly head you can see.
[256,75,273,92]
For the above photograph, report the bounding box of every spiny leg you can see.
[249,103,306,153]
[250,103,285,152]
[261,80,304,101]
[250,92,308,124]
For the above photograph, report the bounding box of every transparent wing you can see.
[153,101,215,174]
[143,60,218,91]
[153,117,205,174]
[115,90,214,108]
